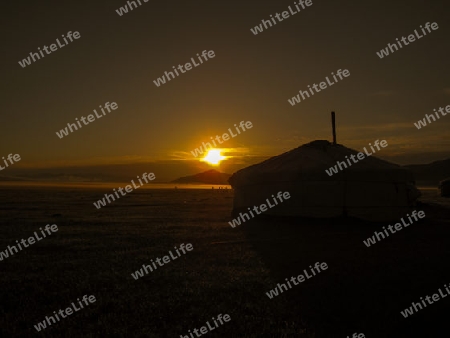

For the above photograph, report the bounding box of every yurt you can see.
[228,140,421,222]
[439,178,450,197]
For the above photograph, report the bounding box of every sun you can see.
[202,149,225,165]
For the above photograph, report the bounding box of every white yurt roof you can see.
[229,140,414,186]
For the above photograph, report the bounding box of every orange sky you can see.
[1,0,449,182]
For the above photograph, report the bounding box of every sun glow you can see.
[202,149,225,165]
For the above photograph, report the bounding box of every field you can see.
[0,185,449,337]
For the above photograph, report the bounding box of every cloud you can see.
[170,147,251,161]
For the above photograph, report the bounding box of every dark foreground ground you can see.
[0,185,449,337]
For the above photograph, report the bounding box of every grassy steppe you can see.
[0,186,449,337]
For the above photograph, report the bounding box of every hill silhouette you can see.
[171,169,231,184]
[404,158,450,185]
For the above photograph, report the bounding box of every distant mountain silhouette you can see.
[171,169,231,184]
[404,158,450,184]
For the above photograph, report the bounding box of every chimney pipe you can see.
[331,111,336,145]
